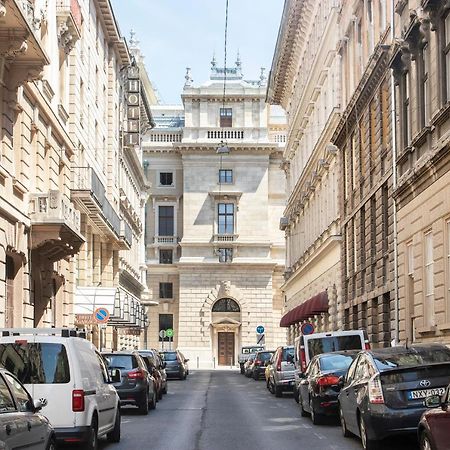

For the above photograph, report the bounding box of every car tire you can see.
[293,387,299,404]
[149,391,157,410]
[163,384,168,394]
[339,406,351,437]
[86,417,98,450]
[158,388,163,400]
[240,364,245,374]
[46,436,57,450]
[359,414,379,450]
[275,385,283,398]
[107,407,121,443]
[419,430,435,450]
[310,398,324,425]
[299,394,308,417]
[253,372,258,381]
[139,392,149,415]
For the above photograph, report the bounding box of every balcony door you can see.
[158,205,174,236]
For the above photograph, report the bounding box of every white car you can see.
[0,328,121,450]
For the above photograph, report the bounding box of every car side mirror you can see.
[424,395,442,408]
[185,359,189,363]
[162,362,167,369]
[337,376,345,388]
[32,399,43,413]
[109,368,121,383]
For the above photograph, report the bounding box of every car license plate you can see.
[407,387,445,400]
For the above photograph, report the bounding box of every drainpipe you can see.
[390,0,400,345]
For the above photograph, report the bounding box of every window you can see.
[159,282,173,299]
[212,298,240,312]
[159,249,173,264]
[0,375,15,412]
[159,314,173,342]
[351,132,358,190]
[218,248,233,263]
[218,203,234,234]
[5,255,15,327]
[158,206,174,236]
[407,241,414,278]
[419,44,430,127]
[220,108,232,127]
[4,374,31,412]
[444,13,450,103]
[401,72,411,146]
[95,352,109,383]
[424,231,434,326]
[219,169,233,184]
[159,172,173,186]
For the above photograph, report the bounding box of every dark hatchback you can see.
[298,350,359,424]
[251,351,274,380]
[338,345,450,450]
[160,350,189,380]
[102,351,157,414]
[418,381,450,450]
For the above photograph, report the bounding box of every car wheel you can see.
[46,436,57,450]
[293,387,299,404]
[339,405,351,437]
[310,398,324,425]
[253,372,258,381]
[139,392,149,415]
[86,417,98,450]
[149,391,157,410]
[240,364,245,374]
[420,431,434,450]
[107,407,121,443]
[158,388,163,400]
[359,414,378,450]
[275,385,283,398]
[163,384,168,395]
[299,394,308,417]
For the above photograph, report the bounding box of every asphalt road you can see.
[98,370,419,450]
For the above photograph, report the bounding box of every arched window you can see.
[212,298,240,313]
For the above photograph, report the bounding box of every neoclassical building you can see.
[143,59,286,367]
[267,0,343,342]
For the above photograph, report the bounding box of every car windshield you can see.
[283,347,294,360]
[161,352,177,361]
[0,343,70,384]
[307,336,362,359]
[103,354,137,370]
[319,354,356,371]
[373,348,450,370]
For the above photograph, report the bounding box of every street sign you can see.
[93,307,110,324]
[301,322,315,335]
[166,328,174,338]
[256,333,265,346]
[256,325,265,334]
[159,330,166,339]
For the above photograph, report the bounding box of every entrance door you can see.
[218,332,235,366]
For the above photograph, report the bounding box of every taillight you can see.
[255,359,262,366]
[128,369,145,380]
[72,390,85,412]
[365,341,371,350]
[317,375,340,387]
[276,352,282,371]
[300,347,307,372]
[368,375,384,404]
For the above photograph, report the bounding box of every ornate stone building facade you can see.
[268,0,343,342]
[0,0,150,349]
[392,0,450,345]
[143,59,286,367]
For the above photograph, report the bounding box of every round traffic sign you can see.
[301,322,314,335]
[166,328,174,338]
[94,307,110,324]
[159,330,166,339]
[256,325,265,334]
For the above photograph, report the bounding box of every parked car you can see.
[294,330,369,374]
[338,345,450,450]
[265,353,274,389]
[297,350,359,424]
[0,368,55,449]
[267,345,295,397]
[139,350,167,400]
[160,350,189,380]
[238,345,264,374]
[418,382,450,450]
[0,328,121,449]
[102,351,157,414]
[251,351,274,380]
[244,355,256,377]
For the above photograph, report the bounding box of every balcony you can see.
[213,234,238,243]
[29,191,85,261]
[181,127,269,143]
[154,236,178,245]
[71,167,121,242]
[120,220,133,249]
[56,0,82,53]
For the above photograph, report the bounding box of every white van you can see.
[294,330,369,372]
[0,328,121,450]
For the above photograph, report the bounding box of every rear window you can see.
[319,354,357,371]
[257,352,273,361]
[161,352,177,361]
[283,347,294,360]
[103,354,137,370]
[374,348,450,371]
[307,336,362,359]
[0,343,70,384]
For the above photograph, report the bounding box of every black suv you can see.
[160,350,189,380]
[139,349,168,398]
[102,351,157,414]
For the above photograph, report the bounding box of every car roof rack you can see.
[1,328,87,339]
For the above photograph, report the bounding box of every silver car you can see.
[267,345,295,397]
[0,368,55,449]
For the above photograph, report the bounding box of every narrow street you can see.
[100,370,419,450]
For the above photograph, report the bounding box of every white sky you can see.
[111,0,284,104]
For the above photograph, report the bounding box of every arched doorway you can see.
[211,298,241,366]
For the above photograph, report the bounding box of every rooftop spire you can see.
[211,52,217,69]
[184,67,193,87]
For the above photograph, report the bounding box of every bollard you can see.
[197,356,199,369]
[213,357,216,368]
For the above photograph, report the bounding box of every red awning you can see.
[279,291,329,327]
